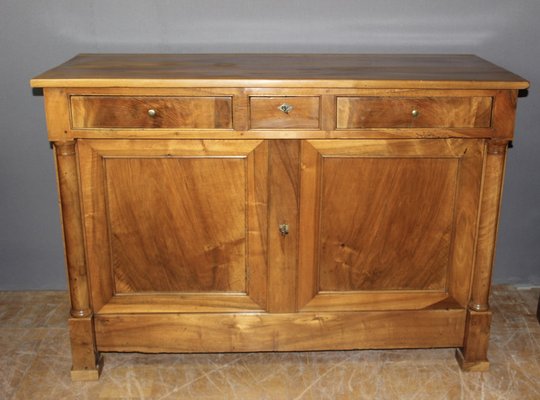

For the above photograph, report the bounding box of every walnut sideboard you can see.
[31,54,528,380]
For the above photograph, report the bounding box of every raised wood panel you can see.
[337,97,492,129]
[71,96,232,129]
[105,157,246,293]
[319,157,458,291]
[77,139,269,312]
[95,309,466,353]
[250,97,320,129]
[298,139,484,310]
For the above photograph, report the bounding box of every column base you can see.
[455,348,489,372]
[69,316,101,381]
[71,354,104,381]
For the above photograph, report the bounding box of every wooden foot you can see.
[69,317,101,381]
[456,309,491,372]
[455,348,489,372]
[71,354,104,381]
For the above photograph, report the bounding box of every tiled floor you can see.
[1,286,539,399]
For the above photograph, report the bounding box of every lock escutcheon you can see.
[278,103,294,114]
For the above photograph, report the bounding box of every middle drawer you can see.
[250,96,320,129]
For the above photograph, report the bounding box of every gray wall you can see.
[1,1,539,290]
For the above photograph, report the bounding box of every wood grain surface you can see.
[318,157,457,291]
[71,96,232,129]
[77,139,270,312]
[266,140,300,312]
[106,157,246,293]
[250,97,320,129]
[95,309,466,353]
[298,139,484,311]
[32,54,527,378]
[337,96,492,128]
[31,54,529,89]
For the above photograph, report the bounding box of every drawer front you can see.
[71,96,232,129]
[337,97,492,129]
[250,97,320,129]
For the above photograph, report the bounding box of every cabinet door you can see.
[298,139,484,311]
[77,139,268,313]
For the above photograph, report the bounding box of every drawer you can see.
[250,97,320,129]
[71,96,232,129]
[336,97,492,129]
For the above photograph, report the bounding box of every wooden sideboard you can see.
[31,54,528,380]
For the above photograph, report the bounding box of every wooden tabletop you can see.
[30,53,529,89]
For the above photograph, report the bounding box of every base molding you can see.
[95,309,466,353]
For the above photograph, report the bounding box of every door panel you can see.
[319,157,458,291]
[77,139,268,313]
[298,139,484,311]
[105,157,246,293]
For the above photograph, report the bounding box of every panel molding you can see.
[298,139,484,311]
[77,139,269,313]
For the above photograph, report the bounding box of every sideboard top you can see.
[30,53,529,90]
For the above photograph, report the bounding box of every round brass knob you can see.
[411,109,419,118]
[147,109,157,117]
